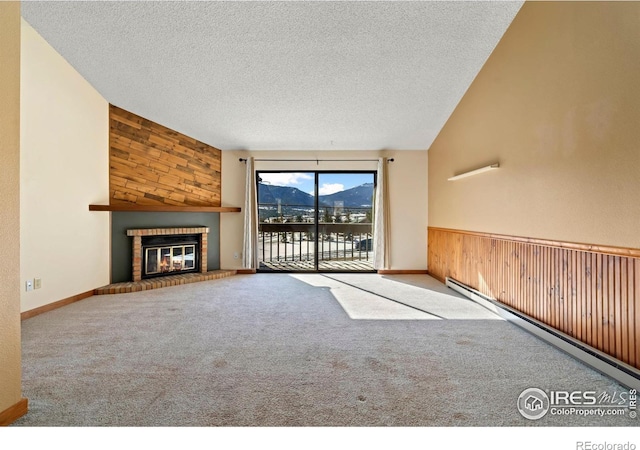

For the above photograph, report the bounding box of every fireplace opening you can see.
[128,227,209,282]
[141,234,201,279]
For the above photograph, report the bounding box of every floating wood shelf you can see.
[89,204,241,213]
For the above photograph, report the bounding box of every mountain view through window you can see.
[257,172,375,272]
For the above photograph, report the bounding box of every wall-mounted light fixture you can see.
[448,163,499,181]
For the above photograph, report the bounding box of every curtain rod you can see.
[239,158,394,163]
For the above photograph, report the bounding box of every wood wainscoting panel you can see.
[109,105,221,207]
[428,227,640,371]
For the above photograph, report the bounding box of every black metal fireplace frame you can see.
[141,234,201,280]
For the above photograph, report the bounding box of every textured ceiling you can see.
[21,1,523,151]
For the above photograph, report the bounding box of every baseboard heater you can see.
[445,276,640,391]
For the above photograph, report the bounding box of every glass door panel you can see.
[257,172,316,271]
[317,173,374,271]
[184,246,195,269]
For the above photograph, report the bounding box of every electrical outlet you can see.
[34,278,42,289]
[26,280,33,292]
[234,252,239,259]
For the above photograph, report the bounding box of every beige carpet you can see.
[14,274,635,426]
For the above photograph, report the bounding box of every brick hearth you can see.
[94,270,236,295]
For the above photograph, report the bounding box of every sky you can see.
[259,172,374,196]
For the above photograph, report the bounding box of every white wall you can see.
[20,19,110,313]
[220,150,428,271]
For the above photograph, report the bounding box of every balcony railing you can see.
[258,222,374,271]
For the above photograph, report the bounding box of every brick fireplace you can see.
[95,222,232,294]
[89,105,239,295]
[127,227,209,282]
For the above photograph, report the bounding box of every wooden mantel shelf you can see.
[89,204,241,213]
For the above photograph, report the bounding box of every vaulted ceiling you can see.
[21,1,523,151]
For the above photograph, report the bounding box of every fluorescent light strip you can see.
[448,163,499,181]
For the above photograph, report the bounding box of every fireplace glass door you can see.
[145,244,196,276]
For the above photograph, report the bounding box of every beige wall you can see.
[0,1,23,414]
[428,1,640,250]
[221,150,428,270]
[20,20,110,313]
[220,149,248,270]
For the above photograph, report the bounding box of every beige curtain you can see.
[242,157,258,269]
[373,157,390,270]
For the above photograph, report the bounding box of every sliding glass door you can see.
[316,173,375,271]
[257,171,375,272]
[257,171,317,271]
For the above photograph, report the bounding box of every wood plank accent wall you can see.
[428,227,640,371]
[109,105,221,207]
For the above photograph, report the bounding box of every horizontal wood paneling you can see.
[428,227,640,371]
[109,105,221,207]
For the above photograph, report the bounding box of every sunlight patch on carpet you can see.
[291,273,503,321]
[291,274,439,320]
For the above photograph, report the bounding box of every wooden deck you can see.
[259,258,374,272]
